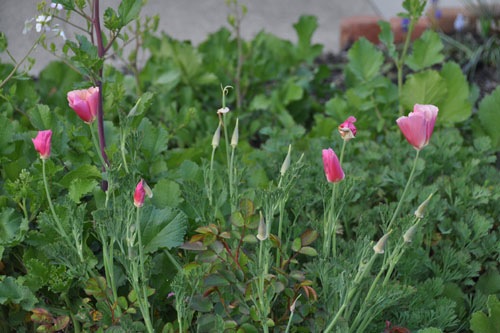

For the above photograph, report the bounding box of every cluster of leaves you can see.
[0,0,499,331]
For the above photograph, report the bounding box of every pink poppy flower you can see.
[32,130,52,159]
[396,104,438,150]
[338,116,357,141]
[134,179,153,208]
[67,87,100,123]
[322,148,345,183]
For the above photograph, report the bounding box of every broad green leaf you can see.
[478,86,500,149]
[118,0,142,26]
[281,80,304,105]
[438,62,471,124]
[0,277,37,310]
[152,179,182,208]
[141,207,187,253]
[470,295,500,333]
[60,164,102,188]
[347,38,384,82]
[0,208,27,246]
[104,7,121,30]
[291,238,301,252]
[406,30,444,71]
[139,118,169,158]
[293,15,323,62]
[68,179,98,204]
[401,70,447,110]
[298,246,318,256]
[28,103,53,130]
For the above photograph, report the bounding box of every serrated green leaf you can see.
[138,118,169,157]
[68,178,98,203]
[141,207,187,253]
[438,62,471,124]
[406,30,444,71]
[347,38,384,82]
[478,86,500,149]
[127,92,154,118]
[401,70,447,109]
[152,179,182,208]
[293,15,323,62]
[118,0,142,26]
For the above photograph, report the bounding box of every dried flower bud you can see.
[373,231,391,254]
[403,224,418,243]
[414,193,434,219]
[257,211,267,241]
[212,123,221,148]
[231,118,239,148]
[217,107,230,115]
[280,144,292,176]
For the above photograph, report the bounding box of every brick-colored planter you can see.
[339,7,477,50]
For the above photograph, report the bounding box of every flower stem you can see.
[89,123,108,171]
[135,207,154,333]
[386,149,420,231]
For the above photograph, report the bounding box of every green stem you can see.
[89,123,108,171]
[230,145,237,210]
[323,182,338,259]
[135,208,154,333]
[120,130,130,174]
[324,253,378,332]
[165,250,182,272]
[386,149,420,231]
[208,145,217,207]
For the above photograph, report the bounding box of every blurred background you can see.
[0,0,462,75]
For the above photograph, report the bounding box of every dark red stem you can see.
[93,0,109,169]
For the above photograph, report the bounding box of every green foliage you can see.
[470,295,500,333]
[405,30,444,71]
[0,0,499,331]
[477,86,500,149]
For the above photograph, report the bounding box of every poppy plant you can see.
[67,87,100,123]
[32,130,52,159]
[396,104,438,150]
[134,179,153,208]
[322,148,344,183]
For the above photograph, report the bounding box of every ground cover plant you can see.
[0,0,499,332]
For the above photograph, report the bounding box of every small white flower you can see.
[35,15,52,33]
[50,2,64,10]
[217,107,230,115]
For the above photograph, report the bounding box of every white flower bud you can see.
[231,118,239,148]
[280,144,292,176]
[373,231,391,254]
[414,193,434,219]
[257,212,267,241]
[403,224,418,243]
[212,123,221,148]
[217,107,230,115]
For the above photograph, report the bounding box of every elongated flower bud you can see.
[212,123,221,148]
[32,130,52,159]
[280,144,292,176]
[373,231,392,254]
[403,224,418,243]
[134,179,153,208]
[414,193,434,219]
[231,118,239,148]
[257,211,267,241]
